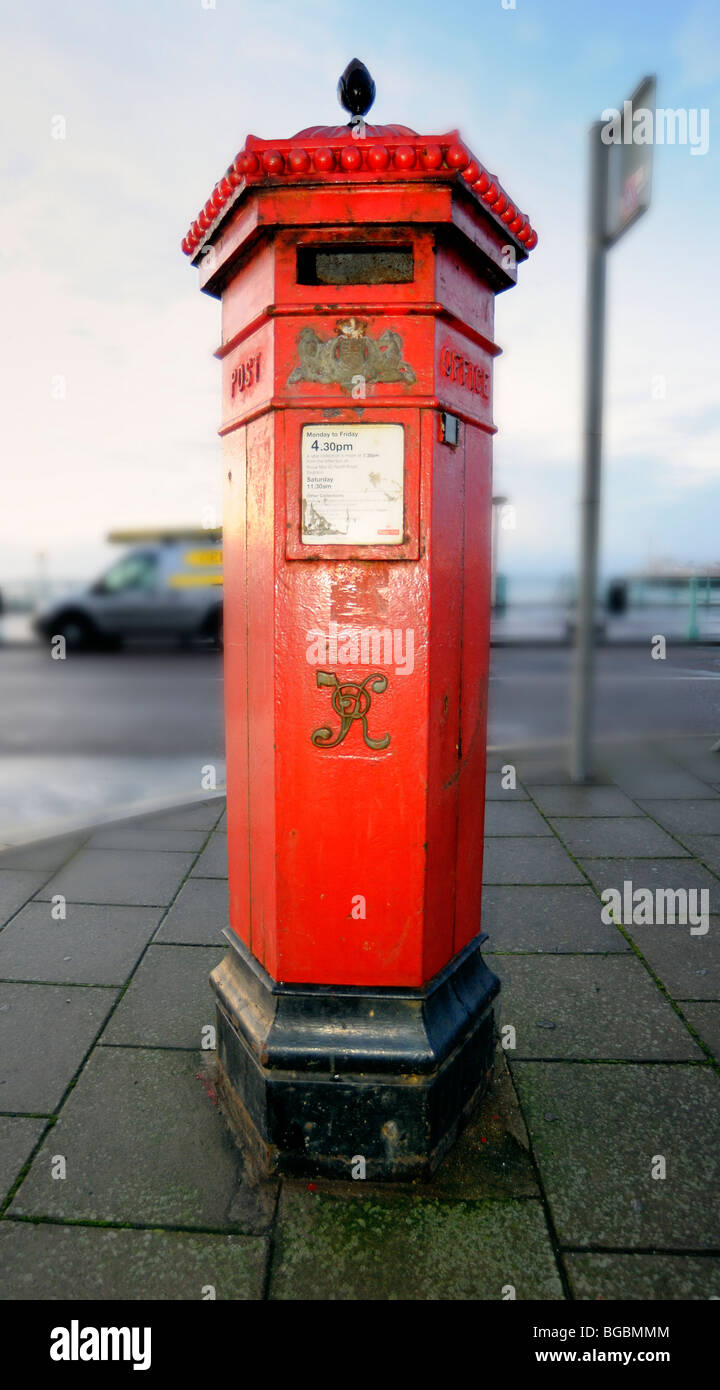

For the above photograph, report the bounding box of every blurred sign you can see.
[604,75,655,246]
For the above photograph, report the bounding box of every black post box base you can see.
[210,931,500,1181]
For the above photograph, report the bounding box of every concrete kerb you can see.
[0,786,227,855]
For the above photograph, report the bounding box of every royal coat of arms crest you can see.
[287,317,416,391]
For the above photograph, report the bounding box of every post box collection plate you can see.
[301,423,404,546]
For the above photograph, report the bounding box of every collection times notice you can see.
[301,424,404,546]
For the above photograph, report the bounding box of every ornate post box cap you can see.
[181,62,538,262]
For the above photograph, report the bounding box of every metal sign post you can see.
[570,119,608,783]
[570,77,655,783]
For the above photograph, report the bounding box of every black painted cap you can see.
[337,59,376,118]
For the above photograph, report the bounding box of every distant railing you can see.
[0,580,82,613]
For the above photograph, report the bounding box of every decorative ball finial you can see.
[338,59,376,120]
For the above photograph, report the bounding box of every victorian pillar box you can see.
[182,63,537,1178]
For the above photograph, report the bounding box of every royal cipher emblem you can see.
[288,318,416,392]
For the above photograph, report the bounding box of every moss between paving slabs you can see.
[269,1189,563,1301]
[0,1118,49,1205]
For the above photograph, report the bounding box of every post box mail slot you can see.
[296,245,414,285]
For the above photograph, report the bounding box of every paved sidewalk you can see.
[1,736,719,1300]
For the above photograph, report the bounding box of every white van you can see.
[34,530,223,650]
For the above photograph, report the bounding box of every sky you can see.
[1,0,718,586]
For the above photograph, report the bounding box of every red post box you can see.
[182,63,537,1178]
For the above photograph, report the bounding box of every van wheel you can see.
[199,607,223,650]
[50,612,96,651]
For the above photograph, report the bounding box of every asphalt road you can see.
[1,642,718,839]
[0,648,225,758]
[0,643,718,758]
[488,644,720,747]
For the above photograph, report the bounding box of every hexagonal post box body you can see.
[183,118,536,1178]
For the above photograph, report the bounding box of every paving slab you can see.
[549,816,688,858]
[660,750,720,785]
[511,1063,720,1248]
[100,944,224,1048]
[0,982,118,1112]
[484,801,551,835]
[0,903,161,985]
[609,767,719,799]
[269,1188,563,1300]
[0,1118,48,1202]
[0,870,49,928]
[514,762,577,786]
[488,955,701,1060]
[9,1048,262,1232]
[677,1002,720,1058]
[679,835,720,876]
[564,1252,720,1300]
[36,849,195,907]
[155,876,229,945]
[677,760,720,784]
[0,1222,267,1300]
[484,773,529,801]
[190,831,228,878]
[662,735,720,766]
[578,857,720,914]
[637,798,720,836]
[529,786,643,817]
[481,885,627,953]
[126,801,225,832]
[0,835,87,873]
[627,923,720,1001]
[85,827,210,852]
[483,838,586,885]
